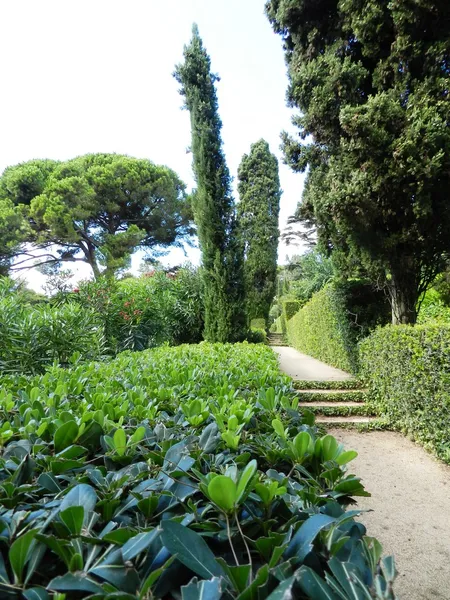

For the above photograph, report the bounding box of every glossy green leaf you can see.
[207,475,237,512]
[181,577,223,600]
[54,421,78,453]
[296,566,340,600]
[9,530,36,584]
[160,520,225,580]
[236,459,257,503]
[335,450,358,465]
[59,484,97,517]
[285,514,335,561]
[60,506,84,536]
[113,428,127,456]
[48,572,104,594]
[121,529,159,561]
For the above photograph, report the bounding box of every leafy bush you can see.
[282,298,300,321]
[0,343,396,598]
[0,296,105,374]
[417,288,450,324]
[270,314,284,334]
[72,267,204,353]
[250,318,266,330]
[283,250,336,304]
[286,283,359,373]
[360,324,450,463]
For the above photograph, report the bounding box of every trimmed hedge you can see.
[286,284,358,373]
[360,324,450,463]
[250,317,266,330]
[282,298,301,321]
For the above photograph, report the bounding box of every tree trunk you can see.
[79,241,101,279]
[389,274,419,325]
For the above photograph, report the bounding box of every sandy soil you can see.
[330,430,450,600]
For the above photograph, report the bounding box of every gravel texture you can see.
[330,429,450,600]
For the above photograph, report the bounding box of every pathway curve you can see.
[272,345,353,381]
[273,345,450,599]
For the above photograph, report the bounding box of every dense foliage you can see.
[266,0,450,324]
[237,140,281,324]
[360,325,450,463]
[174,26,246,342]
[72,268,204,354]
[0,280,105,374]
[286,284,358,374]
[283,251,336,307]
[0,154,192,277]
[417,288,450,324]
[0,343,396,598]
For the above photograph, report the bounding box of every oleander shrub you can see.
[360,324,450,462]
[286,283,358,373]
[72,266,204,353]
[0,297,105,373]
[0,343,396,598]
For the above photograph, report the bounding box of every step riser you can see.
[301,405,373,417]
[293,380,364,390]
[295,391,367,403]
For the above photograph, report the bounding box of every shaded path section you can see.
[330,429,450,600]
[272,345,353,381]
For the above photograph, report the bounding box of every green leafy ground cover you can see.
[0,343,396,598]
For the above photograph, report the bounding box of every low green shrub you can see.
[286,284,359,373]
[248,327,267,343]
[0,297,105,373]
[360,324,450,462]
[0,343,396,598]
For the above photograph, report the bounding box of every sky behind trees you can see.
[0,0,305,290]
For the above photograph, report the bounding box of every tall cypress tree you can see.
[174,25,246,342]
[237,139,281,324]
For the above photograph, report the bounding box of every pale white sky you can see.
[0,0,306,291]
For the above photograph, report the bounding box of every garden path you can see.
[330,429,450,600]
[273,345,450,599]
[271,345,353,381]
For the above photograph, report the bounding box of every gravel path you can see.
[330,429,450,600]
[272,346,353,381]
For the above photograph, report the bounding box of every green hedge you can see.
[286,284,358,373]
[270,314,285,334]
[360,324,450,462]
[250,317,266,330]
[282,298,301,321]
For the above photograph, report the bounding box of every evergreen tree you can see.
[174,25,246,341]
[237,139,281,324]
[266,0,450,324]
[0,155,192,278]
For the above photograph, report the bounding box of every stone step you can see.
[295,389,367,403]
[315,415,377,428]
[293,379,364,390]
[299,401,372,417]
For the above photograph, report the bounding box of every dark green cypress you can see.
[237,140,281,324]
[174,25,246,341]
